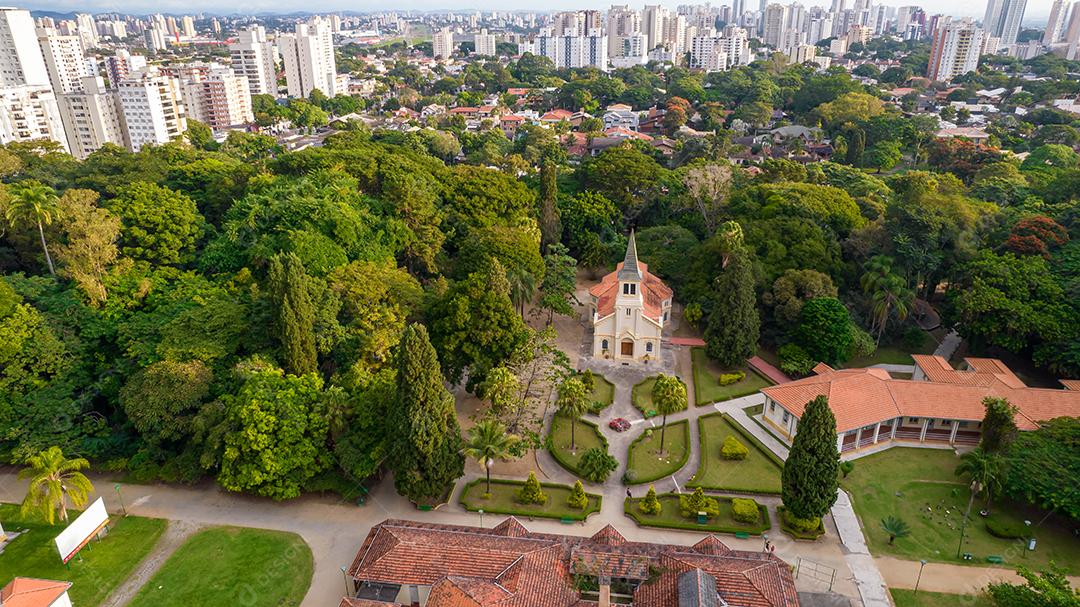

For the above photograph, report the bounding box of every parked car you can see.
[608,418,631,432]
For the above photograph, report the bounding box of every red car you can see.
[608,418,631,432]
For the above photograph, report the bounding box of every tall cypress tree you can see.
[539,157,562,252]
[704,244,760,367]
[782,395,840,521]
[268,252,317,375]
[388,323,465,502]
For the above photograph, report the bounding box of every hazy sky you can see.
[29,0,1057,22]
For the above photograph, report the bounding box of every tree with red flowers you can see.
[1005,216,1068,259]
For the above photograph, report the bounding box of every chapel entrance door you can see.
[621,340,634,357]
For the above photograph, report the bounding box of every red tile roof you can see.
[345,519,798,607]
[587,261,672,323]
[1,578,72,607]
[762,357,1080,433]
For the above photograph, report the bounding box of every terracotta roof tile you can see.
[0,578,72,607]
[588,261,672,323]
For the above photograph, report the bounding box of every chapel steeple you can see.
[617,230,643,282]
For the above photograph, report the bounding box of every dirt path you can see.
[877,555,1080,595]
[100,519,202,607]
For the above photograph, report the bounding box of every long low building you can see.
[341,518,799,607]
[761,355,1080,456]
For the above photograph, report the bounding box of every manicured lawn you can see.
[846,331,937,368]
[624,420,690,484]
[459,478,602,521]
[631,376,688,417]
[128,527,312,607]
[0,503,167,607]
[548,413,609,476]
[891,589,993,607]
[689,413,783,494]
[691,348,772,406]
[624,494,770,535]
[586,373,615,414]
[842,448,1080,573]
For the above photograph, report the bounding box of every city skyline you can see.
[20,1,1062,22]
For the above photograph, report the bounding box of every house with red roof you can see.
[340,518,798,607]
[1,578,73,607]
[587,232,672,362]
[761,355,1080,456]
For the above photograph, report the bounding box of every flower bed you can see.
[459,478,602,521]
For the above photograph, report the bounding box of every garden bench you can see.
[987,555,1004,564]
[418,505,433,512]
[962,552,973,561]
[560,517,574,525]
[735,532,750,539]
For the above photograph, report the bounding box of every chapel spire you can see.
[617,230,643,282]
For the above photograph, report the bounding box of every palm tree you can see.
[505,267,537,317]
[859,255,894,294]
[19,446,94,525]
[652,374,687,455]
[880,516,911,545]
[464,419,520,495]
[869,274,913,344]
[955,448,1005,507]
[556,376,590,452]
[3,180,61,276]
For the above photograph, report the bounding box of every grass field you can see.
[891,589,993,607]
[548,413,608,475]
[127,527,312,607]
[586,373,615,413]
[691,348,772,406]
[624,494,770,535]
[842,448,1080,573]
[625,420,690,484]
[631,376,688,417]
[0,503,167,607]
[459,478,602,520]
[846,331,937,368]
[689,414,783,494]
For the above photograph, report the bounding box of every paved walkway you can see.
[100,520,202,607]
[934,329,963,360]
[869,364,915,374]
[832,491,891,607]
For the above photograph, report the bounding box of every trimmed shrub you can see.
[639,485,662,515]
[782,508,821,533]
[840,460,855,478]
[567,480,588,510]
[985,517,1027,539]
[731,498,760,523]
[578,447,618,483]
[720,435,749,460]
[517,472,547,505]
[679,487,720,519]
[717,371,746,386]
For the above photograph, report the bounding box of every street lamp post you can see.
[341,566,350,597]
[914,560,927,595]
[479,509,485,528]
[956,479,981,559]
[114,484,127,517]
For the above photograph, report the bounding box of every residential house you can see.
[935,126,990,144]
[540,109,574,124]
[761,356,1080,457]
[1,578,73,607]
[602,105,639,131]
[340,518,799,607]
[499,114,525,138]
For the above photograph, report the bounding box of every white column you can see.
[891,418,898,439]
[872,422,881,444]
[949,420,959,445]
[854,427,863,449]
[836,433,844,453]
[919,418,930,442]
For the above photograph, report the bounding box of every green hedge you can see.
[547,415,610,477]
[688,413,784,495]
[458,478,602,521]
[623,493,771,535]
[777,506,826,540]
[624,420,691,485]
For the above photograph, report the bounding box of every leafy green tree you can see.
[765,269,838,327]
[216,364,330,500]
[987,565,1080,607]
[538,243,578,323]
[861,257,913,345]
[556,376,590,451]
[517,471,547,504]
[334,368,394,482]
[106,182,204,266]
[981,397,1019,455]
[185,119,218,151]
[705,243,759,367]
[19,446,93,524]
[429,258,529,392]
[863,140,902,173]
[578,447,618,482]
[120,360,213,445]
[795,297,853,366]
[538,157,561,251]
[3,180,61,275]
[580,146,664,221]
[679,162,733,234]
[567,479,588,509]
[781,395,840,521]
[815,92,886,127]
[639,485,662,514]
[268,253,318,376]
[388,323,465,502]
[880,516,911,545]
[53,189,120,306]
[464,419,520,495]
[652,374,687,454]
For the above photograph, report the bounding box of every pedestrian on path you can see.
[626,488,632,499]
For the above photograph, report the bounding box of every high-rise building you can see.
[145,27,169,54]
[0,8,51,88]
[983,0,1026,46]
[280,17,339,98]
[181,16,196,38]
[229,26,278,96]
[522,28,608,70]
[57,75,125,159]
[474,28,497,56]
[115,67,186,151]
[36,26,88,95]
[763,3,789,47]
[173,63,253,129]
[432,26,455,59]
[927,20,984,81]
[1044,0,1068,44]
[607,4,642,58]
[0,85,67,149]
[104,50,147,87]
[1066,1,1080,57]
[75,13,98,51]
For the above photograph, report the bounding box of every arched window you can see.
[602,339,609,350]
[646,342,654,353]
